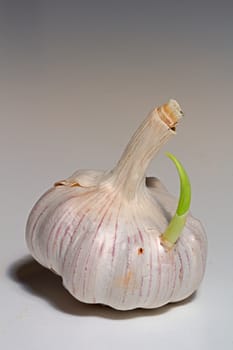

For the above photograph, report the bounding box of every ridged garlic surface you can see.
[26,100,207,310]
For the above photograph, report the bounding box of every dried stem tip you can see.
[158,99,184,130]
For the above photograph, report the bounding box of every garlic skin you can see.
[26,100,207,310]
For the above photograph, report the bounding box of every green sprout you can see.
[161,153,191,249]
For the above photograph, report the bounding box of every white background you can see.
[1,1,233,349]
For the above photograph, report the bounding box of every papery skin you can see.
[26,101,207,310]
[26,172,207,310]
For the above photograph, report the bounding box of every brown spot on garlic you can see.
[114,271,134,288]
[138,247,144,255]
[54,180,82,187]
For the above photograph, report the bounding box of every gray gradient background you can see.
[1,1,233,349]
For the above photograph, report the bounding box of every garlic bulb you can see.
[26,100,207,311]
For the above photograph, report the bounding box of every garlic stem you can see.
[109,100,183,200]
[161,153,191,249]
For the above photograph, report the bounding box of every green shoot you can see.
[161,153,191,248]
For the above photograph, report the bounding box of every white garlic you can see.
[26,100,207,310]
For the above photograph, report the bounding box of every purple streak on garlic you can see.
[26,100,207,310]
